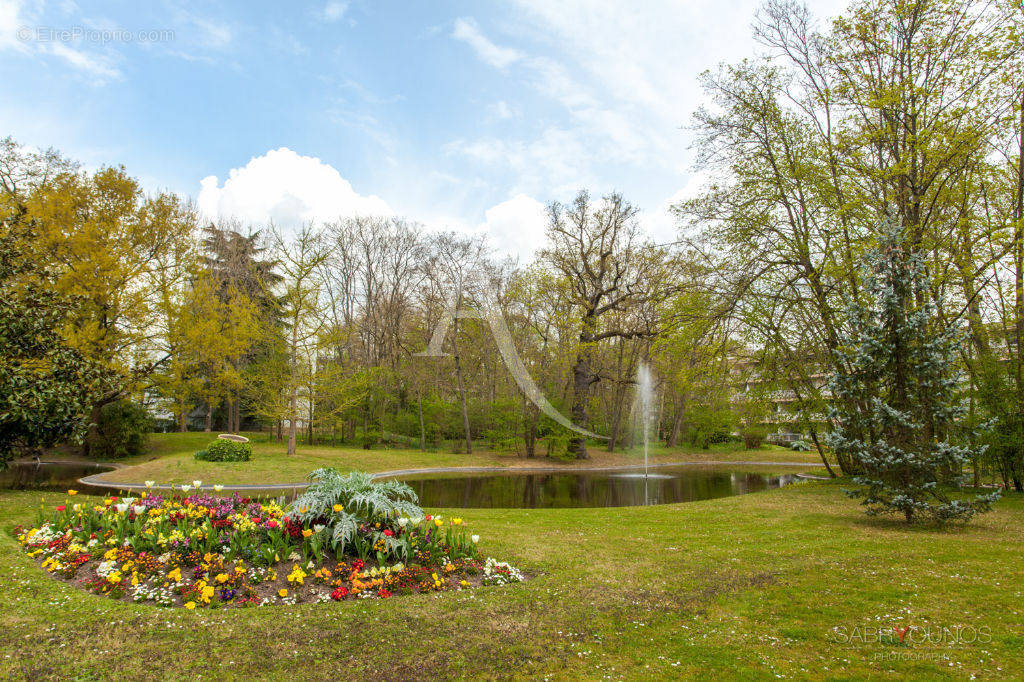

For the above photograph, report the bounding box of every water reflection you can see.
[400,468,802,509]
[0,461,115,494]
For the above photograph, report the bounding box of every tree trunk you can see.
[417,393,426,451]
[569,335,595,459]
[179,405,188,433]
[454,352,472,454]
[667,395,684,448]
[524,401,537,458]
[808,428,837,478]
[204,405,212,433]
[287,387,297,455]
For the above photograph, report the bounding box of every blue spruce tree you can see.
[828,219,999,523]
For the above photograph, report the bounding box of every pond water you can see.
[397,466,807,509]
[0,461,115,494]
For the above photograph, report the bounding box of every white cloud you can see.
[323,1,348,22]
[197,147,393,231]
[451,17,523,70]
[46,42,121,82]
[492,100,516,120]
[476,193,548,263]
[445,126,596,197]
[0,0,120,83]
[0,0,29,52]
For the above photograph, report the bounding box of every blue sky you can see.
[0,0,845,260]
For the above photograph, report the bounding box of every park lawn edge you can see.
[0,479,1020,680]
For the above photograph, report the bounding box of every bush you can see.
[740,428,765,450]
[85,400,151,460]
[193,438,252,462]
[790,440,811,451]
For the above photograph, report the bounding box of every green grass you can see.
[87,432,824,486]
[0,480,1019,680]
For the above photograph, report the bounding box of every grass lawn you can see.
[0,478,1019,680]
[86,432,825,486]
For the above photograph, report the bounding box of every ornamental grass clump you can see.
[14,470,523,609]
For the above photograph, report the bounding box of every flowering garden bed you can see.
[13,469,524,609]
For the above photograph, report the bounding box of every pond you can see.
[396,466,808,509]
[0,461,115,494]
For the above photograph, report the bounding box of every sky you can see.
[0,0,847,262]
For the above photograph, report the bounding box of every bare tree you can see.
[541,191,672,459]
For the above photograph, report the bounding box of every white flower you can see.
[122,497,136,505]
[213,484,224,492]
[397,518,409,527]
[132,505,146,515]
[287,552,300,561]
[409,517,423,526]
[471,535,480,543]
[144,481,155,488]
[114,503,129,514]
[192,480,202,489]
[313,524,325,533]
[306,560,315,569]
[180,484,192,492]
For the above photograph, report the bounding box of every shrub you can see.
[740,428,765,450]
[194,438,252,462]
[85,400,151,460]
[790,440,811,451]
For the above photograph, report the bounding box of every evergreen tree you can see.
[0,222,106,464]
[828,219,999,523]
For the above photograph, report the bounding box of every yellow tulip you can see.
[184,602,196,610]
[67,490,78,496]
[332,504,343,512]
[278,588,288,597]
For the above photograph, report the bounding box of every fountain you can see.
[636,362,654,481]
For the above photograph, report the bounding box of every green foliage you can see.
[829,220,998,523]
[685,402,734,449]
[975,357,1024,491]
[789,440,811,452]
[290,469,423,559]
[84,400,151,460]
[194,438,252,462]
[0,223,106,465]
[740,427,766,450]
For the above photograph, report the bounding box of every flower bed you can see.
[14,469,524,609]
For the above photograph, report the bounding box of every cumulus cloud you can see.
[197,147,393,230]
[451,17,523,70]
[475,193,548,263]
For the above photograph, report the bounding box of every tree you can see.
[541,191,673,458]
[0,221,106,464]
[423,232,492,455]
[828,219,999,523]
[272,226,329,455]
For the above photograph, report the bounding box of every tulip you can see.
[67,490,78,496]
[332,504,343,512]
[213,485,224,492]
[144,481,155,488]
[184,602,196,610]
[180,484,192,492]
[471,535,479,543]
[192,480,202,489]
[278,588,288,598]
